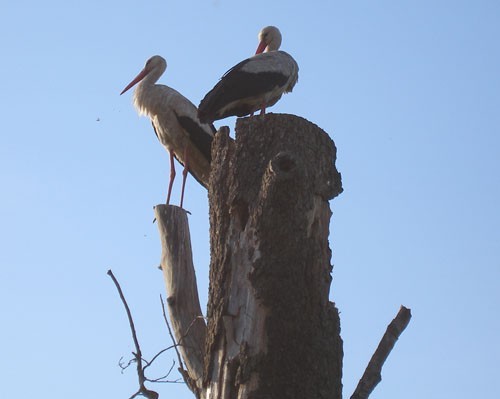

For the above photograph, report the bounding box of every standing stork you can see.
[120,55,215,208]
[198,26,299,123]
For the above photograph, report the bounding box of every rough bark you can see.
[152,114,411,399]
[155,205,207,394]
[204,113,343,399]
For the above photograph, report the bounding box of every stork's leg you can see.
[259,102,267,115]
[166,151,176,205]
[180,148,189,209]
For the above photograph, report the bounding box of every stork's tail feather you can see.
[197,100,215,124]
[197,109,210,124]
[198,89,220,123]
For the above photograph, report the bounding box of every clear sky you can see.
[1,1,499,398]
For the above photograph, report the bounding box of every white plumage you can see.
[198,26,299,123]
[121,55,215,207]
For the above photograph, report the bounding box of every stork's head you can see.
[255,26,282,54]
[144,55,167,74]
[120,55,167,95]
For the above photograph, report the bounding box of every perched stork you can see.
[198,26,299,123]
[120,55,215,208]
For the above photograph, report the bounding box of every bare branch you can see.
[152,378,184,384]
[350,305,412,399]
[178,316,207,346]
[128,390,141,399]
[128,389,158,399]
[108,269,159,399]
[143,346,176,372]
[160,294,196,391]
[119,356,137,372]
[160,294,185,372]
[107,270,142,362]
[146,360,178,383]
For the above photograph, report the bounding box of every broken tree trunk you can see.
[153,114,410,399]
[204,113,343,399]
[155,205,207,395]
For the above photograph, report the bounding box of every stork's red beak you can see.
[120,67,150,95]
[255,40,267,54]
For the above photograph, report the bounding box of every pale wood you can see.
[204,114,343,399]
[351,306,412,399]
[154,204,207,395]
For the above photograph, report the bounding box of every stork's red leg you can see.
[259,102,267,115]
[180,147,189,209]
[166,151,176,205]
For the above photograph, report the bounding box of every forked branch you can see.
[107,269,159,399]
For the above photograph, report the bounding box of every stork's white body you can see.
[121,56,214,206]
[198,26,299,123]
[133,81,213,186]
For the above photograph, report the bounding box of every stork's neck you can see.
[266,44,280,52]
[133,66,166,117]
[265,35,282,52]
[142,65,165,87]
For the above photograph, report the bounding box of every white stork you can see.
[120,55,215,208]
[198,26,299,123]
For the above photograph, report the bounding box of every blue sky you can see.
[1,1,499,398]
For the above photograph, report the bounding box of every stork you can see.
[198,26,299,123]
[120,55,215,208]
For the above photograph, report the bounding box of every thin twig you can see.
[152,378,184,384]
[107,270,142,363]
[178,315,206,346]
[147,360,177,383]
[160,294,185,372]
[108,270,159,399]
[350,305,412,399]
[143,345,176,371]
[119,356,136,372]
[160,294,197,391]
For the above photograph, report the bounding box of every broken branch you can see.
[350,305,412,399]
[107,269,159,399]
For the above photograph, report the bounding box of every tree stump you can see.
[155,205,207,395]
[154,113,410,399]
[204,113,343,399]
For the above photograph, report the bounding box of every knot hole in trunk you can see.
[270,152,297,176]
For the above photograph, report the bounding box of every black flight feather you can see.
[173,111,214,162]
[198,57,289,123]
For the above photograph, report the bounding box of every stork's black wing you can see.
[174,112,214,162]
[198,56,289,122]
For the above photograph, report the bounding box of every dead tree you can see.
[155,113,409,399]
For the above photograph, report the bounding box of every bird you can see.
[198,26,299,123]
[120,55,215,208]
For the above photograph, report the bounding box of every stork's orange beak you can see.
[255,40,267,54]
[120,67,150,95]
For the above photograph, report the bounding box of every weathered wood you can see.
[154,204,207,395]
[205,114,343,399]
[351,306,412,399]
